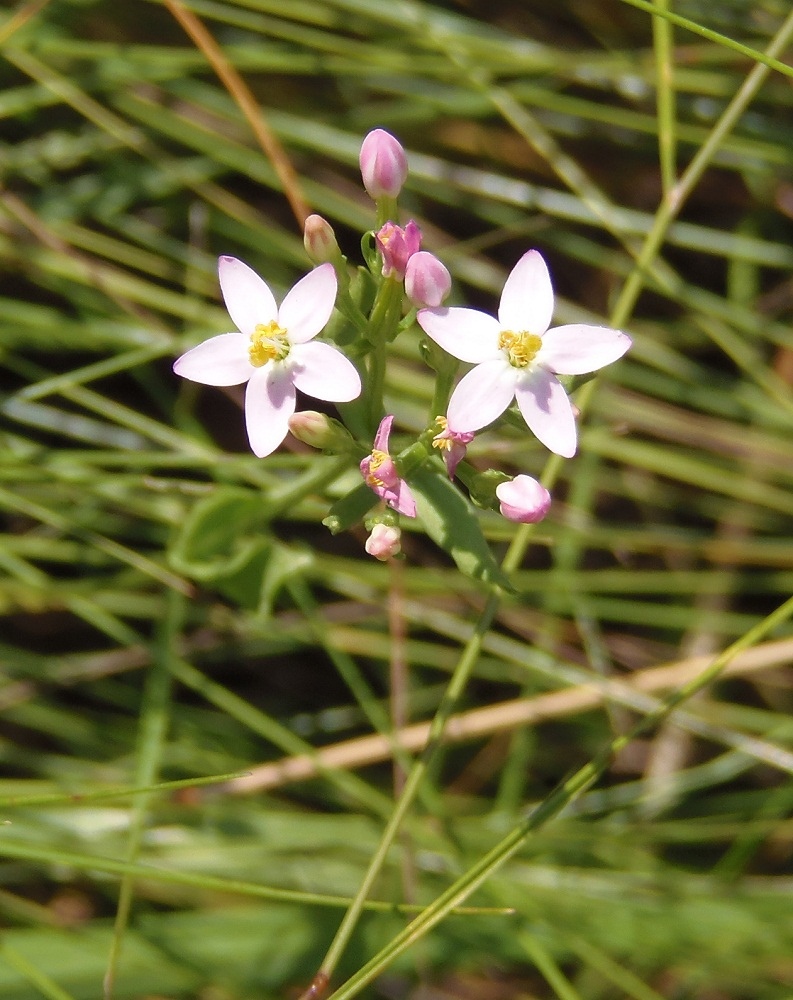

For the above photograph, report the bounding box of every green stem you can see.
[611,4,793,331]
[365,276,404,431]
[311,591,501,986]
[652,0,676,196]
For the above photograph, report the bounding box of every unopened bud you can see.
[360,129,408,199]
[495,475,551,524]
[405,251,451,307]
[304,214,339,265]
[288,410,354,452]
[365,523,402,560]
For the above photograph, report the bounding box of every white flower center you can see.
[249,320,290,367]
[499,330,542,369]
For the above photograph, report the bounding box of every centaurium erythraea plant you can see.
[417,250,631,458]
[173,257,361,459]
[174,129,632,567]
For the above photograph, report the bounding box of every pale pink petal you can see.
[173,333,253,386]
[447,360,518,432]
[390,479,417,518]
[539,324,632,375]
[417,307,501,364]
[278,263,337,343]
[244,364,296,458]
[498,249,554,335]
[290,341,361,402]
[218,256,278,336]
[373,414,394,453]
[514,368,577,458]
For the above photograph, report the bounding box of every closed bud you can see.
[304,214,339,265]
[365,523,402,560]
[495,475,551,524]
[288,411,354,452]
[360,129,408,199]
[405,251,451,307]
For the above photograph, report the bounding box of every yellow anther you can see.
[248,321,290,367]
[365,450,389,487]
[498,330,542,368]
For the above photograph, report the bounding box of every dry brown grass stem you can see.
[163,0,310,228]
[0,0,52,45]
[226,636,793,794]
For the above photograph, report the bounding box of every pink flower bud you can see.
[375,220,421,280]
[288,410,354,452]
[304,214,339,265]
[495,475,551,524]
[360,128,408,199]
[405,251,451,307]
[365,523,402,560]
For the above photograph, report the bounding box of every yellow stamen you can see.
[498,330,542,368]
[249,320,290,367]
[365,449,389,487]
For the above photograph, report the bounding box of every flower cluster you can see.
[173,128,631,560]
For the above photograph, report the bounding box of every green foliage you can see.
[2,0,793,998]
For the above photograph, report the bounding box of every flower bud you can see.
[495,475,551,524]
[365,523,402,560]
[375,219,421,280]
[288,410,354,452]
[405,251,451,308]
[360,128,408,199]
[304,214,339,265]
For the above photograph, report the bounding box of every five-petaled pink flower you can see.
[360,415,417,518]
[173,257,361,459]
[417,250,631,457]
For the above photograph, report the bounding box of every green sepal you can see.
[409,467,514,591]
[323,482,379,535]
[361,230,381,275]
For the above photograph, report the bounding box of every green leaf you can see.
[409,468,513,591]
[169,488,268,582]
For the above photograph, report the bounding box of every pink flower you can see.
[405,251,451,308]
[360,128,408,199]
[360,415,417,518]
[365,523,402,560]
[173,257,361,458]
[431,415,474,479]
[417,250,631,458]
[375,220,421,279]
[496,475,552,523]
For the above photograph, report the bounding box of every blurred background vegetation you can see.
[2,0,793,997]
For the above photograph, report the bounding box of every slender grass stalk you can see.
[326,592,793,997]
[162,0,310,225]
[103,591,182,1000]
[652,0,677,195]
